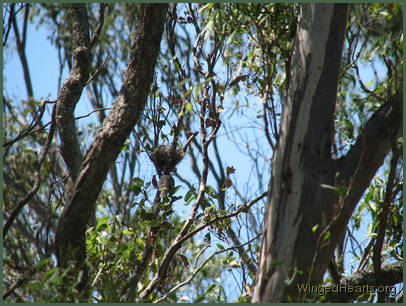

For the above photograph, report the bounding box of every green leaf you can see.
[184,189,197,206]
[184,189,194,202]
[132,177,144,187]
[34,258,50,272]
[206,283,217,294]
[185,103,193,113]
[194,294,206,303]
[96,216,109,231]
[216,243,225,250]
[323,231,331,241]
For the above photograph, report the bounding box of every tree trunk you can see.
[54,3,168,298]
[252,3,401,302]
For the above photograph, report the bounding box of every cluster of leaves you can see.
[335,3,403,153]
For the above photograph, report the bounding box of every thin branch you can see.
[178,191,267,246]
[355,237,374,273]
[11,3,34,99]
[3,100,50,157]
[74,107,111,120]
[3,104,57,238]
[3,4,16,46]
[155,234,261,303]
[182,131,198,152]
[354,64,386,103]
[21,3,29,48]
[85,53,110,86]
[3,270,36,300]
[89,3,107,50]
[372,147,401,302]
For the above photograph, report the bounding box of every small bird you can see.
[158,174,174,198]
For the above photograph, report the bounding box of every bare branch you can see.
[180,191,267,245]
[89,3,107,50]
[10,3,33,99]
[55,4,91,180]
[4,105,57,238]
[3,4,16,46]
[372,147,401,302]
[3,100,50,157]
[85,53,110,86]
[74,107,111,120]
[155,234,261,303]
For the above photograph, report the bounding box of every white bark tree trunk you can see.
[253,3,401,302]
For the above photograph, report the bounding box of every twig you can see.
[11,3,33,98]
[3,104,57,238]
[194,243,210,267]
[3,99,53,157]
[355,237,374,273]
[3,4,17,46]
[90,3,107,50]
[85,53,110,86]
[139,87,214,300]
[182,131,198,152]
[354,64,386,103]
[3,270,35,300]
[372,147,400,302]
[155,234,261,303]
[74,107,111,120]
[178,191,267,246]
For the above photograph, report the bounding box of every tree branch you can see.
[89,3,107,50]
[55,4,91,180]
[54,3,168,297]
[325,261,403,302]
[4,105,57,238]
[319,94,402,267]
[155,234,261,303]
[11,3,33,99]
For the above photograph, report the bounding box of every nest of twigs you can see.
[151,145,184,174]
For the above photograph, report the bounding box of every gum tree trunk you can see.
[252,3,401,302]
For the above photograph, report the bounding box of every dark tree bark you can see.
[54,3,168,298]
[55,4,89,180]
[252,3,402,302]
[325,262,403,302]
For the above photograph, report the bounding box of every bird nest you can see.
[151,144,184,174]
